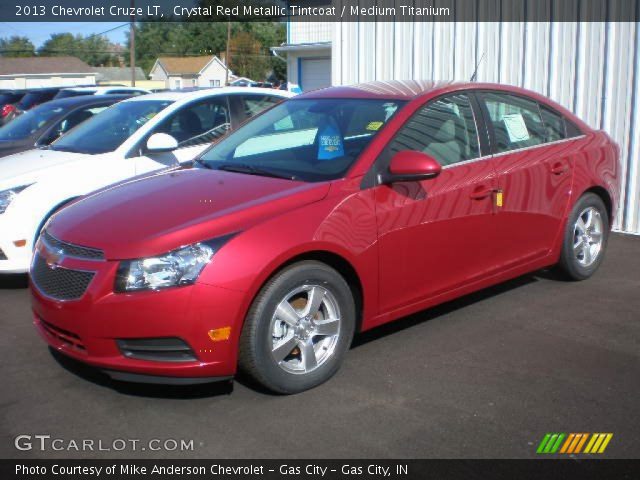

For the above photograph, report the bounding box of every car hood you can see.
[48,168,331,259]
[0,148,88,189]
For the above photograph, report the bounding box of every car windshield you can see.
[50,100,173,154]
[0,102,64,140]
[198,98,405,182]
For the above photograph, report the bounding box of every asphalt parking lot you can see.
[1,233,638,459]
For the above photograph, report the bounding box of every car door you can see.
[373,92,501,314]
[477,91,576,268]
[132,96,232,174]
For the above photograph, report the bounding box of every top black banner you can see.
[3,0,639,22]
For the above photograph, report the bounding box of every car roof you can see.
[296,80,460,100]
[297,80,554,101]
[33,94,132,109]
[61,86,148,93]
[123,86,295,103]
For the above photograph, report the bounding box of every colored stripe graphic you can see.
[537,433,565,454]
[537,433,613,454]
[574,433,589,453]
[584,433,614,454]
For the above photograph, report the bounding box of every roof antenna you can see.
[470,52,485,82]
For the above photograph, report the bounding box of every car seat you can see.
[422,111,466,165]
[176,110,203,142]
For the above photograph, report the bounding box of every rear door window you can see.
[539,106,567,143]
[481,92,546,153]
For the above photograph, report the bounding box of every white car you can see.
[55,86,151,99]
[0,87,293,273]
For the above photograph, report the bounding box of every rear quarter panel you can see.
[569,130,621,227]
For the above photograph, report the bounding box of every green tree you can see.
[0,36,35,57]
[126,21,286,81]
[38,33,117,66]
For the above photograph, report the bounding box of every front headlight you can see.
[115,235,235,292]
[0,184,32,214]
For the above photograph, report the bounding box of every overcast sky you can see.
[2,22,129,47]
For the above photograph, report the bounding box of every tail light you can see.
[1,104,16,118]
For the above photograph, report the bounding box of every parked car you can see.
[0,95,132,158]
[0,90,26,124]
[29,81,619,393]
[0,87,292,273]
[55,86,150,99]
[2,87,63,125]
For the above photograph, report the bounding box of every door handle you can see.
[469,187,495,200]
[550,161,569,175]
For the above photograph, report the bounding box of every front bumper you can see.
[31,254,247,382]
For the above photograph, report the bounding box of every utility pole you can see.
[225,21,231,86]
[130,0,136,86]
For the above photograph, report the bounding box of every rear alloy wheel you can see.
[559,193,609,280]
[239,261,355,394]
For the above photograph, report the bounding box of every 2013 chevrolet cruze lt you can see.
[31,81,620,394]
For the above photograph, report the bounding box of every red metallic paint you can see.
[388,150,443,178]
[32,81,620,381]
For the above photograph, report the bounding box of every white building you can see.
[148,56,231,90]
[272,22,332,93]
[0,57,96,89]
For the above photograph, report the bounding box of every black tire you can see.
[558,193,609,280]
[239,261,355,394]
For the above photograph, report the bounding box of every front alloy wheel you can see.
[270,285,342,374]
[239,261,355,394]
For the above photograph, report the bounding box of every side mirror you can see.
[381,150,442,184]
[146,133,178,153]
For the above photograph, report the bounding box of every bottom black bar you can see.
[3,460,639,480]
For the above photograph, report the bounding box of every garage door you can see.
[300,58,331,92]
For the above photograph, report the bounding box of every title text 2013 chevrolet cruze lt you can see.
[31,81,620,394]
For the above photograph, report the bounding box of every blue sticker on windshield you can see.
[317,124,344,160]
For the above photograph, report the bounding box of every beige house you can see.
[148,56,231,89]
[0,56,96,89]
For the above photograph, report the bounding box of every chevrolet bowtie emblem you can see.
[43,246,65,269]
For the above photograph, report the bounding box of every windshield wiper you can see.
[217,163,297,181]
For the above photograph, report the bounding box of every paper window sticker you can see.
[503,113,530,142]
[366,121,383,131]
[317,124,344,160]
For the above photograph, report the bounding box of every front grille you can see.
[31,253,94,300]
[42,230,104,260]
[117,338,197,363]
[0,248,6,260]
[39,316,86,352]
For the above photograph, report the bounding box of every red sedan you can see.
[31,81,620,393]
